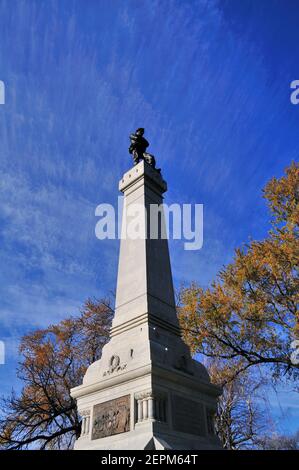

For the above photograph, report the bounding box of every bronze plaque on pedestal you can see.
[91,395,130,440]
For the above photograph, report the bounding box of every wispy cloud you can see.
[0,0,298,430]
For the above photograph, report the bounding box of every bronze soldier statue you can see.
[129,128,160,172]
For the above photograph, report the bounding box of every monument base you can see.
[74,421,220,450]
[71,357,221,450]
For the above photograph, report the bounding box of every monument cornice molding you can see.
[119,161,167,196]
[71,363,152,399]
[111,311,181,337]
[134,390,152,400]
[71,361,221,401]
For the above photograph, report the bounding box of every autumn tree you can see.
[179,162,299,383]
[207,360,268,449]
[256,431,299,450]
[0,298,113,450]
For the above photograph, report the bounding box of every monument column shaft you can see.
[148,397,154,420]
[137,399,143,422]
[142,398,148,420]
[112,160,179,333]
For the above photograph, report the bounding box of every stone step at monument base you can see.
[74,421,220,450]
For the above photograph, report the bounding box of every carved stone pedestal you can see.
[70,161,222,450]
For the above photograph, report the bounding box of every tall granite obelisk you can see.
[71,136,221,449]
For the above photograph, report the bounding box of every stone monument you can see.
[70,131,222,449]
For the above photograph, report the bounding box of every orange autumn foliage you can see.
[0,298,113,449]
[179,162,299,381]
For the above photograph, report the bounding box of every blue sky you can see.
[0,0,298,436]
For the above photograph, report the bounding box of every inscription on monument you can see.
[92,395,130,440]
[172,394,205,436]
